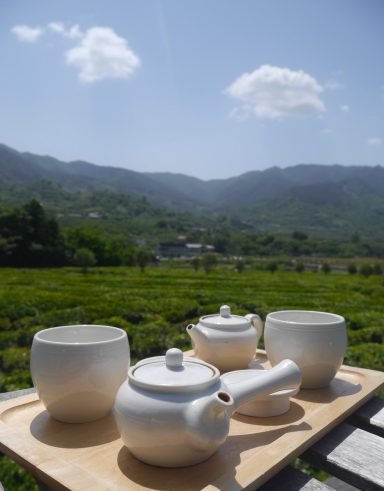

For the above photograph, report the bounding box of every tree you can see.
[348,263,357,275]
[65,226,108,264]
[235,259,245,273]
[360,264,373,277]
[295,261,305,273]
[104,236,136,266]
[321,262,331,274]
[201,253,218,274]
[73,248,96,273]
[266,261,278,273]
[292,231,308,241]
[136,248,152,273]
[191,256,200,272]
[260,234,275,246]
[212,233,231,254]
[0,200,66,267]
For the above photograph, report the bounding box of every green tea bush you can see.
[348,327,383,345]
[0,457,39,491]
[1,347,30,372]
[0,331,19,349]
[345,343,384,372]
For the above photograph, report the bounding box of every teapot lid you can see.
[200,305,249,328]
[129,348,220,393]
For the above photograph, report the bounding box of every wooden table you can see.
[0,389,383,491]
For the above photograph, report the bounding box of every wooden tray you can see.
[0,352,383,491]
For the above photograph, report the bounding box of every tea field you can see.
[0,265,383,489]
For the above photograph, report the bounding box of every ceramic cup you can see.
[264,310,347,389]
[31,324,129,423]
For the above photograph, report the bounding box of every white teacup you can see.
[31,324,129,423]
[264,310,347,389]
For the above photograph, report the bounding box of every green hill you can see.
[1,143,384,239]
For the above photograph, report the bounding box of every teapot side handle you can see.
[245,313,263,341]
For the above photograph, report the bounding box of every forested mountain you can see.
[0,144,195,208]
[1,143,384,237]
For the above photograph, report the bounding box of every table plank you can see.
[324,477,358,491]
[0,388,36,402]
[302,422,384,491]
[258,466,333,491]
[348,396,384,438]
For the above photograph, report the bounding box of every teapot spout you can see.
[199,391,234,420]
[186,323,207,346]
[185,391,233,452]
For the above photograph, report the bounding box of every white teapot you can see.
[113,348,301,467]
[186,305,263,371]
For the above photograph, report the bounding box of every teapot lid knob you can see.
[220,305,231,317]
[166,348,183,369]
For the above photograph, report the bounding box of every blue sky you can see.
[1,0,383,179]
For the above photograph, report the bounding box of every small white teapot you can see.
[186,305,263,371]
[113,348,301,467]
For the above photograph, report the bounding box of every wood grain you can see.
[348,396,384,438]
[302,422,384,491]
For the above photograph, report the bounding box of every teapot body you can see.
[189,322,259,371]
[187,306,263,371]
[113,349,301,468]
[114,377,230,467]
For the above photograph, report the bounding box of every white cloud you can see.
[324,80,345,91]
[65,27,140,83]
[67,25,82,39]
[224,65,325,120]
[340,104,350,112]
[11,25,44,43]
[48,22,65,34]
[228,106,254,121]
[48,22,82,39]
[367,137,382,146]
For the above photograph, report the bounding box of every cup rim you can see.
[266,310,345,327]
[34,324,127,346]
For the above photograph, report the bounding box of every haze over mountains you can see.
[1,143,384,236]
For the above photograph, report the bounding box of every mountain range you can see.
[1,143,384,237]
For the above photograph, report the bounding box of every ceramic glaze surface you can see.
[264,310,347,389]
[186,305,263,371]
[31,325,129,423]
[114,349,301,467]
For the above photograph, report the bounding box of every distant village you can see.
[157,235,215,258]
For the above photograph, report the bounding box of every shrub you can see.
[201,253,218,274]
[235,260,245,273]
[359,264,373,277]
[135,248,153,273]
[266,261,278,273]
[191,257,200,271]
[321,262,331,274]
[73,248,96,273]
